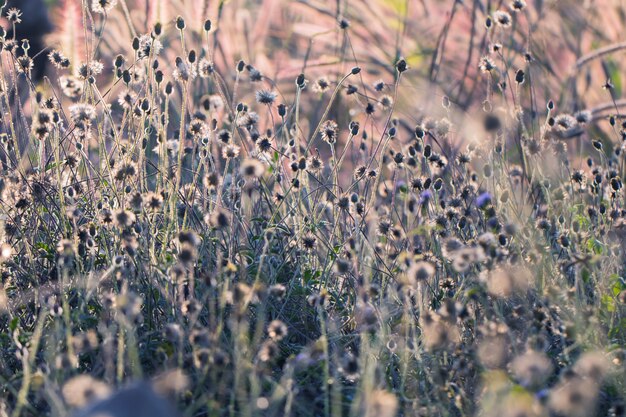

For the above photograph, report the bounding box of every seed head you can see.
[493,10,512,27]
[6,8,22,24]
[312,77,331,93]
[92,0,117,13]
[255,90,277,105]
[320,120,339,144]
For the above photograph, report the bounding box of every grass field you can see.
[0,0,625,416]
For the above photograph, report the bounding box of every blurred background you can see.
[5,0,626,158]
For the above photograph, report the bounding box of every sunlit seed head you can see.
[91,0,118,14]
[493,10,512,27]
[312,77,331,93]
[320,120,339,144]
[6,8,22,24]
[255,90,277,105]
[267,320,288,341]
[62,375,110,408]
[510,0,527,11]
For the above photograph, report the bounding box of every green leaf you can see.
[602,294,616,313]
[586,238,604,255]
[9,317,18,332]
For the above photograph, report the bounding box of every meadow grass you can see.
[0,1,625,416]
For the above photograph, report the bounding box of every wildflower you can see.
[574,110,592,124]
[237,111,259,129]
[420,312,460,351]
[69,103,96,124]
[476,192,492,208]
[378,95,393,109]
[60,76,84,99]
[181,298,201,314]
[57,239,76,258]
[308,155,324,173]
[481,265,531,297]
[145,192,164,211]
[268,284,286,299]
[188,117,208,137]
[240,159,265,178]
[173,57,196,82]
[193,348,211,369]
[62,375,111,408]
[77,61,104,79]
[377,218,392,236]
[217,129,232,144]
[258,341,279,362]
[573,351,610,382]
[198,58,214,77]
[48,50,70,69]
[510,0,526,11]
[113,162,137,182]
[419,190,433,205]
[477,335,509,369]
[302,233,317,250]
[395,58,408,73]
[178,243,198,266]
[353,165,367,180]
[116,291,143,319]
[255,90,277,105]
[405,261,436,285]
[6,8,22,24]
[312,77,331,93]
[479,56,497,73]
[204,172,221,189]
[136,34,163,59]
[510,350,553,388]
[15,56,33,75]
[207,208,231,230]
[118,90,137,110]
[493,10,512,27]
[248,66,263,81]
[92,0,118,14]
[200,95,223,114]
[267,320,288,341]
[222,144,240,159]
[436,118,451,136]
[320,120,339,144]
[356,303,378,332]
[441,238,465,260]
[113,209,136,228]
[548,376,599,417]
[554,114,576,131]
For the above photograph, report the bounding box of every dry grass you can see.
[0,1,624,416]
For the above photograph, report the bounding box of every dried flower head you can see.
[255,90,277,105]
[240,159,266,178]
[6,8,22,24]
[62,375,111,408]
[320,120,339,144]
[493,11,512,27]
[510,0,527,11]
[510,350,553,388]
[267,320,288,341]
[312,77,331,93]
[92,0,118,14]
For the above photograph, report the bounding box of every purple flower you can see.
[476,192,492,208]
[419,190,433,205]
